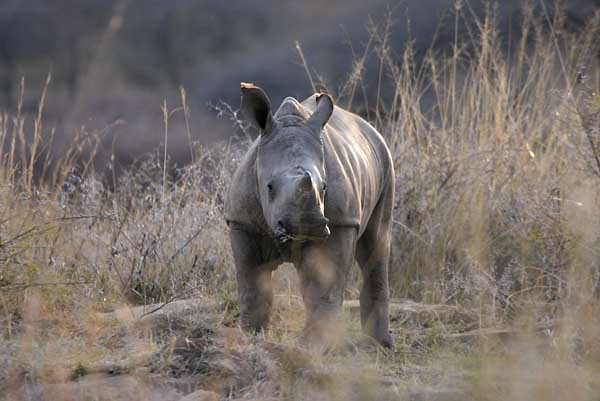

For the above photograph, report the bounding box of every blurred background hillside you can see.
[0,0,599,173]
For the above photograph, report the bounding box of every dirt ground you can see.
[1,295,483,401]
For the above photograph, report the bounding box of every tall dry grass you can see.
[352,3,600,314]
[0,82,239,398]
[0,84,237,326]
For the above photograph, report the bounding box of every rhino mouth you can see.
[275,229,330,243]
[274,217,330,243]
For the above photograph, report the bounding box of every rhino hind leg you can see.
[356,189,394,348]
[229,226,278,333]
[297,227,357,347]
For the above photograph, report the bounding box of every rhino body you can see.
[225,84,395,347]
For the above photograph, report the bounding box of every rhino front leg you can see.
[297,227,357,346]
[229,225,277,333]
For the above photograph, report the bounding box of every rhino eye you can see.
[322,182,327,192]
[267,183,274,198]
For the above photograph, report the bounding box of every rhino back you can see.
[301,95,394,236]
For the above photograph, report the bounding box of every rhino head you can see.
[240,83,333,243]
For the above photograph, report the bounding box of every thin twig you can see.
[55,214,113,221]
[1,281,90,290]
[393,219,429,246]
[295,41,316,93]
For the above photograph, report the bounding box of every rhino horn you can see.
[306,93,334,134]
[299,171,313,192]
[240,83,274,133]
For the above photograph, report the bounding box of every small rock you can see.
[177,389,219,401]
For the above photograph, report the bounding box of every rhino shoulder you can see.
[224,141,265,228]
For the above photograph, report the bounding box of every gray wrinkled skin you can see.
[225,84,395,347]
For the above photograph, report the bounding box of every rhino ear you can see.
[306,93,334,134]
[240,83,274,133]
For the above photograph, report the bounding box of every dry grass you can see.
[2,3,600,400]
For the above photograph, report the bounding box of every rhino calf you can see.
[225,83,395,347]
